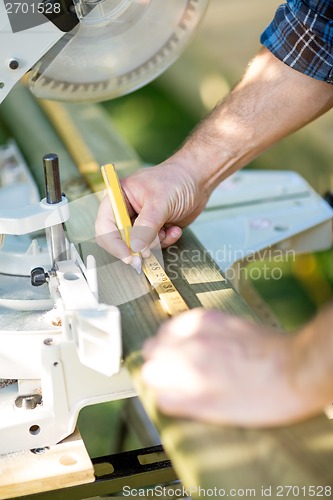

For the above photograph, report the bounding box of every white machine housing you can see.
[0,143,136,455]
[191,169,333,288]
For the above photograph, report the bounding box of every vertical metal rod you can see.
[43,153,67,267]
[43,153,62,204]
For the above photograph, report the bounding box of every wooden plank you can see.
[0,84,142,201]
[67,172,333,496]
[129,350,333,495]
[38,100,142,192]
[0,430,94,499]
[81,220,333,495]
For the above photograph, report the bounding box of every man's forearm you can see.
[173,47,333,195]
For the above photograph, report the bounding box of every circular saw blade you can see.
[28,0,210,102]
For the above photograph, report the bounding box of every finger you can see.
[155,309,209,340]
[130,203,169,252]
[95,231,132,262]
[142,312,204,360]
[158,229,166,242]
[156,392,196,416]
[95,197,132,261]
[141,359,220,422]
[137,230,165,258]
[141,357,201,391]
[142,336,163,358]
[160,226,182,248]
[156,392,222,423]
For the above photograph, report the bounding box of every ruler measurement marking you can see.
[143,254,189,316]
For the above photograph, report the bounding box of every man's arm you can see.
[96,47,333,257]
[176,47,333,195]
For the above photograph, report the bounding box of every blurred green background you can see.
[1,0,333,459]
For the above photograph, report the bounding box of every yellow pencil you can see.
[101,164,188,314]
[101,163,142,273]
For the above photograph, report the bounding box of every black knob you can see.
[31,267,49,287]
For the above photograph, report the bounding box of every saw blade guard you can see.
[28,0,210,102]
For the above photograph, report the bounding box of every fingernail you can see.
[131,239,146,252]
[130,254,142,274]
[121,255,132,264]
[171,227,182,238]
[141,247,151,258]
[158,229,166,241]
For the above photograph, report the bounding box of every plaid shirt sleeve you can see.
[260,1,333,83]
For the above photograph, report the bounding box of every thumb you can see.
[130,203,168,252]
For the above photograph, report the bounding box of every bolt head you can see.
[8,59,19,70]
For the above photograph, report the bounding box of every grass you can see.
[102,82,197,165]
[78,400,141,457]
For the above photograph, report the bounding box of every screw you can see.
[8,59,19,70]
[31,447,49,455]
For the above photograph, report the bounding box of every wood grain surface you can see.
[0,430,94,499]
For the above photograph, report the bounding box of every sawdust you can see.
[42,308,62,327]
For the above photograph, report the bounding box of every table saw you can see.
[2,0,333,497]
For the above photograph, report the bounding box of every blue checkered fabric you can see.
[261,1,333,83]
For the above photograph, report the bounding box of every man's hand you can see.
[142,308,332,427]
[95,161,209,262]
[96,49,333,265]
